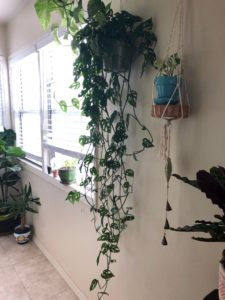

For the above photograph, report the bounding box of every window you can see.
[9,40,89,174]
[10,52,42,163]
[0,57,10,129]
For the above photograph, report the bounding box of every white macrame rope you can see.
[159,120,172,161]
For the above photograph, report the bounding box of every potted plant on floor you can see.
[13,183,40,244]
[58,159,77,185]
[153,53,181,105]
[0,128,25,234]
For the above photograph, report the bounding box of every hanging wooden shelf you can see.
[151,104,189,120]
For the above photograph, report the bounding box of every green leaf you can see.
[59,100,67,112]
[123,215,135,222]
[6,147,25,157]
[87,0,105,18]
[101,269,114,280]
[95,11,107,26]
[66,191,80,204]
[110,245,120,253]
[142,138,153,148]
[96,251,101,266]
[69,82,80,89]
[83,154,94,165]
[73,7,82,23]
[110,111,119,124]
[172,174,199,189]
[126,114,130,129]
[8,165,22,172]
[128,90,137,107]
[35,0,57,31]
[79,135,90,146]
[51,24,60,44]
[123,181,130,189]
[133,153,138,161]
[125,169,134,177]
[165,157,172,183]
[90,167,98,175]
[97,234,109,242]
[71,98,80,109]
[110,222,119,229]
[90,279,99,291]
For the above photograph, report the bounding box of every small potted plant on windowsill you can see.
[58,159,77,185]
[153,53,181,105]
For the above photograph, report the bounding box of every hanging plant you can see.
[150,0,189,246]
[35,0,157,298]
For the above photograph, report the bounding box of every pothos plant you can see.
[35,0,157,298]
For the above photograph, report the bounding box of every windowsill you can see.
[20,159,91,206]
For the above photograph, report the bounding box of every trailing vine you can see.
[35,0,157,298]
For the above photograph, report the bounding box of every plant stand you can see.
[151,104,189,120]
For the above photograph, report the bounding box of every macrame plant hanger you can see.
[151,0,190,246]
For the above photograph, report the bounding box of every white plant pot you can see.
[14,224,32,244]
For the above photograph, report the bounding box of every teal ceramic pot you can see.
[154,76,179,105]
[58,168,76,185]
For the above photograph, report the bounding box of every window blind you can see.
[40,41,89,160]
[10,52,42,162]
[0,57,7,129]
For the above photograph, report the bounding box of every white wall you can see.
[6,0,46,55]
[7,0,225,299]
[0,25,7,56]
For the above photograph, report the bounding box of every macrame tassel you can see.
[164,218,170,230]
[159,123,169,161]
[166,200,172,211]
[162,234,168,246]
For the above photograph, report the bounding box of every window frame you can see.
[8,36,89,176]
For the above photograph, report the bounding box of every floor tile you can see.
[0,281,31,300]
[0,244,14,267]
[6,282,31,300]
[0,266,21,287]
[5,240,42,265]
[0,235,78,300]
[15,254,54,288]
[25,270,68,300]
[48,289,79,300]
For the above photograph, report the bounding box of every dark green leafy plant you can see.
[0,183,41,231]
[0,129,40,232]
[0,129,25,207]
[35,0,156,298]
[154,53,181,76]
[172,166,225,242]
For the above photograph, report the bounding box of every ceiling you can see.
[0,0,29,24]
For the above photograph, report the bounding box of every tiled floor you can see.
[0,235,79,300]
